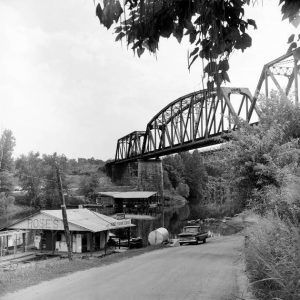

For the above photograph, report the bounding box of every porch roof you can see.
[100,191,157,199]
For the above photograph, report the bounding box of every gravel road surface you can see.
[2,234,251,300]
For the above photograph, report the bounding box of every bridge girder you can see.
[114,87,259,163]
[112,48,300,164]
[249,47,300,118]
[115,131,145,161]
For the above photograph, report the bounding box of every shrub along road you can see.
[2,234,252,300]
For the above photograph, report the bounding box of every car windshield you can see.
[183,227,199,233]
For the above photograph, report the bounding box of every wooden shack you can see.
[99,191,159,216]
[7,208,134,253]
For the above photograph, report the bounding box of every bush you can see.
[245,215,300,300]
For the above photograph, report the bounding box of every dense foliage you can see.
[163,94,300,218]
[15,153,69,209]
[163,150,207,205]
[222,95,300,215]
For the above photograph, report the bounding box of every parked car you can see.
[114,237,143,249]
[178,225,208,245]
[128,237,143,249]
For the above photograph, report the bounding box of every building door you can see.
[82,233,87,252]
[95,232,100,251]
[43,231,55,251]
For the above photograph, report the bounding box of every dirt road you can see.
[2,234,252,300]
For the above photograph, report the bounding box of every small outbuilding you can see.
[99,191,159,216]
[7,208,134,253]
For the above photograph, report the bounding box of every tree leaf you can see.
[137,47,145,57]
[247,19,257,29]
[115,26,123,33]
[189,30,197,44]
[184,19,194,31]
[221,71,230,83]
[287,42,297,53]
[173,25,183,43]
[189,47,199,58]
[96,3,104,23]
[132,40,142,49]
[293,47,300,59]
[188,55,198,70]
[287,34,295,44]
[115,32,125,41]
[234,33,252,52]
[97,0,123,29]
[218,59,229,72]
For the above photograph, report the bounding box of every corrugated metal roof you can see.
[40,209,134,232]
[100,191,157,199]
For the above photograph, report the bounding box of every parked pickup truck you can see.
[178,225,208,245]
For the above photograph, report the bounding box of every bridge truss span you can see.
[115,131,145,161]
[250,47,300,117]
[111,48,300,164]
[115,87,259,163]
[142,87,259,158]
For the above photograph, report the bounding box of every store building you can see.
[7,208,134,253]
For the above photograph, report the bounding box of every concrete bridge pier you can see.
[110,159,163,198]
[110,161,138,187]
[137,159,163,199]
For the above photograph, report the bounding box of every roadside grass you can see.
[0,245,165,297]
[244,215,300,300]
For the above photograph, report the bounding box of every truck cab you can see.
[178,225,208,245]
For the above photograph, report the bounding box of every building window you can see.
[57,232,62,242]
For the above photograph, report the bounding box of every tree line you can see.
[0,135,105,215]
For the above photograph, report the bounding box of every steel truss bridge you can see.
[113,48,300,164]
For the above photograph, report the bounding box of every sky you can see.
[0,0,298,160]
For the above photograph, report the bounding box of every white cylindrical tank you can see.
[148,227,169,245]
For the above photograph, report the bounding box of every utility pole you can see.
[161,190,165,228]
[56,164,72,261]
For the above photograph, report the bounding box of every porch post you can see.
[13,234,17,256]
[127,227,130,248]
[22,232,26,253]
[40,231,43,252]
[104,231,107,255]
[89,232,93,256]
[70,231,73,253]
